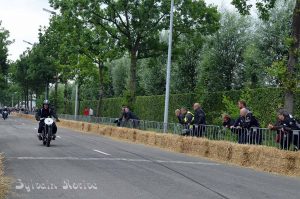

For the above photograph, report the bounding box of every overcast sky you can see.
[0,0,252,61]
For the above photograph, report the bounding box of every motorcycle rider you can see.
[35,100,59,140]
[2,106,9,119]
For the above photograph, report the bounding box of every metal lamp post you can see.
[163,0,175,133]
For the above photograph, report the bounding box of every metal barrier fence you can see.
[58,114,300,151]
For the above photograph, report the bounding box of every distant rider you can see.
[35,100,59,140]
[2,106,9,119]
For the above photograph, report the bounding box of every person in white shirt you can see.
[89,108,94,116]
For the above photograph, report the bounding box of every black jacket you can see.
[234,113,259,129]
[272,117,299,132]
[35,108,58,121]
[125,111,139,121]
[177,114,184,124]
[223,118,235,128]
[194,108,206,125]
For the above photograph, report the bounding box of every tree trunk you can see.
[129,50,137,107]
[54,75,58,110]
[285,1,300,114]
[96,61,104,117]
[26,83,29,109]
[30,92,32,112]
[63,82,68,114]
[77,83,81,116]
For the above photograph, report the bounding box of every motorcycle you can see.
[2,111,8,120]
[40,117,55,147]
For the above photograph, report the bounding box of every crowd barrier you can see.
[56,114,299,151]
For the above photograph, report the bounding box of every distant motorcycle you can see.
[2,111,8,120]
[40,117,55,147]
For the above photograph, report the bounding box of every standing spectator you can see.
[115,106,127,127]
[175,109,184,124]
[180,107,194,136]
[124,107,140,128]
[83,107,89,116]
[238,100,247,110]
[89,107,94,116]
[232,108,260,144]
[222,114,235,129]
[193,103,206,137]
[268,110,299,151]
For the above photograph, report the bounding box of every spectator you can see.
[222,114,235,129]
[175,109,184,124]
[268,110,299,151]
[192,103,206,137]
[83,107,89,116]
[114,106,127,127]
[89,107,94,116]
[180,107,194,136]
[124,107,140,128]
[232,108,260,144]
[238,100,247,110]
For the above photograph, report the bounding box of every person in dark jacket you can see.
[124,107,140,128]
[114,106,127,127]
[268,110,299,151]
[35,100,59,140]
[232,108,260,144]
[175,109,184,125]
[180,107,194,136]
[222,114,235,129]
[192,103,206,137]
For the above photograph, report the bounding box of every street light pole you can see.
[23,40,34,46]
[43,8,57,15]
[74,55,79,120]
[163,0,175,133]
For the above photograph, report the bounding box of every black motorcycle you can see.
[40,117,55,147]
[2,110,8,120]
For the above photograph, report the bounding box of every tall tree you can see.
[232,0,300,113]
[50,0,220,106]
[197,11,251,92]
[0,21,13,104]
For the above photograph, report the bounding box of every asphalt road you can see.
[0,116,300,199]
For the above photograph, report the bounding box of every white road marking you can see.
[34,128,37,130]
[57,136,62,139]
[93,149,111,156]
[7,157,220,166]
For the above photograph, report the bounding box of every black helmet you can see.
[43,100,50,105]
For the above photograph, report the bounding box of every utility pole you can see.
[163,0,175,133]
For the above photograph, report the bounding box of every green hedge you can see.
[63,87,300,127]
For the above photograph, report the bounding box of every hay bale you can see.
[181,136,194,153]
[295,153,300,175]
[208,141,233,161]
[0,154,10,199]
[111,127,123,138]
[190,138,210,157]
[102,126,113,136]
[147,132,157,146]
[136,131,149,144]
[163,134,183,152]
[97,125,107,135]
[83,123,91,132]
[154,134,164,147]
[230,144,252,166]
[122,129,136,142]
[90,124,99,133]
